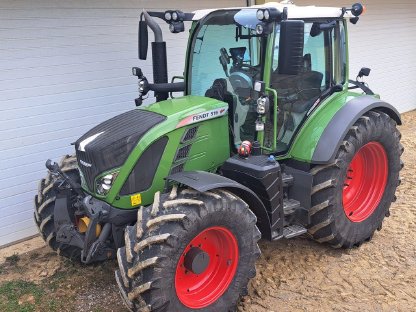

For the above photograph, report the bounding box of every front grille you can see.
[76,150,96,191]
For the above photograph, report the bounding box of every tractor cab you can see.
[135,3,357,156]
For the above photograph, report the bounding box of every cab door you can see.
[269,20,346,155]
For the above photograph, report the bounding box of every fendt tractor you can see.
[34,2,403,311]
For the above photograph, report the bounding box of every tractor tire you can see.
[115,187,261,312]
[34,154,82,261]
[308,110,403,248]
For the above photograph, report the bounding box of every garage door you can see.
[288,0,416,113]
[0,0,246,247]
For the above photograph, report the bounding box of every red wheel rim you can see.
[175,226,239,309]
[343,141,388,222]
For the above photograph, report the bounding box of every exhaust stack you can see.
[142,10,169,102]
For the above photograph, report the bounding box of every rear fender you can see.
[288,94,401,165]
[311,96,401,164]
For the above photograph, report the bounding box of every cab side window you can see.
[303,22,328,89]
[271,21,332,154]
[332,21,347,85]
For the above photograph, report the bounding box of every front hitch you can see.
[45,159,84,196]
[46,159,115,263]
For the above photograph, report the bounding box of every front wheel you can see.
[308,110,403,248]
[34,155,83,261]
[115,187,261,311]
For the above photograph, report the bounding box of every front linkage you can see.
[44,159,136,264]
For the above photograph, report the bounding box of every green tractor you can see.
[34,2,403,311]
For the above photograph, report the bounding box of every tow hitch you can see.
[45,160,133,264]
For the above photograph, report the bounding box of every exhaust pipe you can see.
[142,10,169,102]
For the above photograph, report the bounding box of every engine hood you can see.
[75,109,166,191]
[75,95,227,193]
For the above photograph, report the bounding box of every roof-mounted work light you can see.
[164,10,186,22]
[164,10,186,33]
[169,22,185,33]
[256,8,280,22]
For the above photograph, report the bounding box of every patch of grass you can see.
[5,254,20,265]
[28,252,39,260]
[48,271,70,291]
[0,280,44,312]
[44,297,68,312]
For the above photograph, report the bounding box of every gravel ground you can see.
[1,110,415,312]
[240,110,416,312]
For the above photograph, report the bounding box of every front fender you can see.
[167,171,273,240]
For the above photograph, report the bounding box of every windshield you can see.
[188,9,264,144]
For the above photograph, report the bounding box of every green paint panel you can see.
[143,95,224,117]
[281,91,360,163]
[90,95,230,209]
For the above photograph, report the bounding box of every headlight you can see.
[96,172,118,196]
[257,96,269,115]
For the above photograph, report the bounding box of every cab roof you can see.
[192,1,353,21]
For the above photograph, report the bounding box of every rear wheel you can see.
[34,155,82,261]
[308,110,403,248]
[115,187,261,311]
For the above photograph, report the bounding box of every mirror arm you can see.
[148,82,185,93]
[170,76,185,98]
[348,80,374,95]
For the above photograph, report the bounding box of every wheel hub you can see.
[183,247,210,275]
[342,141,388,222]
[175,226,239,309]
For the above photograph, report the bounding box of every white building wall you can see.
[0,0,246,247]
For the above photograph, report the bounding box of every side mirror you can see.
[351,3,365,17]
[278,20,305,75]
[139,20,148,60]
[358,67,371,78]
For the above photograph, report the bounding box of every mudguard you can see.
[311,95,401,164]
[167,170,273,239]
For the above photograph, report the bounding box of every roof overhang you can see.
[192,2,352,21]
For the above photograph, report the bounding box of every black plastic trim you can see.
[120,136,168,196]
[312,95,401,164]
